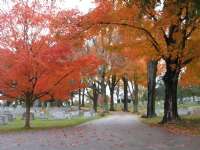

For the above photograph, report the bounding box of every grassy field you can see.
[178,103,200,109]
[0,116,100,133]
[141,115,200,136]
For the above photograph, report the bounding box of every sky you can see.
[0,0,95,13]
[57,0,95,13]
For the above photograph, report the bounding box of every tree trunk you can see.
[161,63,180,123]
[93,89,98,112]
[71,92,74,106]
[93,98,98,112]
[192,95,195,103]
[78,89,81,110]
[109,75,116,111]
[147,60,157,117]
[123,75,128,112]
[100,65,108,112]
[81,89,85,107]
[134,81,139,113]
[24,95,31,128]
[110,88,114,111]
[116,85,120,103]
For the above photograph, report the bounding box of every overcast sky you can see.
[58,0,95,13]
[0,0,95,13]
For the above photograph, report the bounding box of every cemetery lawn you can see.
[142,115,200,136]
[0,116,100,133]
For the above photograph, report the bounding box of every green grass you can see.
[141,115,200,135]
[141,116,162,125]
[112,103,147,114]
[0,116,100,133]
[178,103,200,109]
[142,115,200,125]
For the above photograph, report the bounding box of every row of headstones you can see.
[155,107,200,116]
[180,96,200,102]
[22,110,96,120]
[0,106,25,116]
[0,106,82,117]
[0,110,95,125]
[178,107,200,115]
[43,110,96,120]
[0,113,15,125]
[0,105,96,124]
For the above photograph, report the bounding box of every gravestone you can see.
[83,111,91,118]
[15,105,25,116]
[65,113,72,119]
[70,111,80,118]
[2,113,14,121]
[22,112,34,120]
[51,111,66,119]
[0,115,8,125]
[38,112,48,120]
[83,111,95,118]
[178,108,189,115]
[0,116,5,125]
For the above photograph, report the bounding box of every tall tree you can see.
[81,88,85,107]
[0,1,100,128]
[147,60,157,117]
[82,0,200,123]
[86,80,100,112]
[107,74,118,111]
[122,75,129,112]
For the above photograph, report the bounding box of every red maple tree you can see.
[0,1,100,128]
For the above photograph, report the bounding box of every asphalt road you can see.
[0,112,200,150]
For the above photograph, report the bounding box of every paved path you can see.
[0,112,200,150]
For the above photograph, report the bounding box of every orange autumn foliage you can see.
[81,0,200,122]
[84,0,200,75]
[0,1,100,102]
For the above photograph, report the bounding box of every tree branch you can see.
[96,21,161,53]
